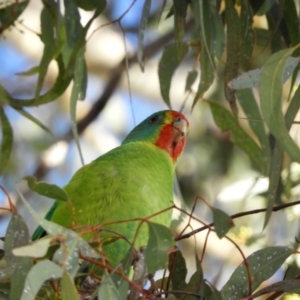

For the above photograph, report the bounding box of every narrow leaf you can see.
[263,142,283,229]
[74,0,106,11]
[0,0,29,32]
[53,239,80,277]
[70,47,87,166]
[209,3,225,59]
[3,213,32,300]
[168,247,187,291]
[13,237,53,258]
[221,246,293,299]
[0,107,13,176]
[173,0,187,45]
[20,260,63,300]
[137,0,152,72]
[208,101,266,173]
[98,271,122,300]
[62,0,83,68]
[224,0,240,115]
[260,47,300,163]
[61,271,79,300]
[16,66,39,77]
[158,43,188,107]
[229,57,300,90]
[240,1,254,61]
[145,222,174,274]
[236,89,270,175]
[192,45,214,108]
[35,6,55,99]
[256,0,276,16]
[9,55,73,107]
[23,176,68,201]
[252,279,300,297]
[213,208,234,239]
[15,108,52,135]
[17,190,100,259]
[185,71,198,92]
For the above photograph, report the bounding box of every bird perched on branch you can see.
[32,110,189,268]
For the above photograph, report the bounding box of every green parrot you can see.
[32,110,189,267]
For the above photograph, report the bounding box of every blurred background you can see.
[1,0,300,294]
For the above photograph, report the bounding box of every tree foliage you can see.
[1,0,300,299]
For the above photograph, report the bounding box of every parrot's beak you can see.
[172,117,188,143]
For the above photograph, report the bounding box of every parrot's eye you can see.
[148,115,159,124]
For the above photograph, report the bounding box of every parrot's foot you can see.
[129,247,148,300]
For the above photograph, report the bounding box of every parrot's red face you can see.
[154,111,189,162]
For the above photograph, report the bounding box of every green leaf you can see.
[224,0,240,115]
[53,239,80,277]
[263,142,283,229]
[236,89,270,175]
[0,107,13,176]
[256,0,276,16]
[240,1,254,61]
[260,47,300,164]
[20,260,63,300]
[0,0,29,33]
[185,254,207,299]
[145,222,174,274]
[137,0,152,72]
[74,0,106,11]
[0,85,12,105]
[173,0,188,45]
[209,2,225,59]
[63,0,83,62]
[263,73,300,229]
[283,0,300,48]
[185,71,198,92]
[17,190,100,260]
[158,42,188,107]
[208,101,266,173]
[16,66,40,77]
[35,6,55,99]
[221,246,293,299]
[192,44,214,108]
[23,176,68,201]
[15,108,53,135]
[111,251,131,296]
[98,271,122,300]
[190,0,216,72]
[70,47,87,166]
[2,213,32,300]
[61,271,79,300]
[213,208,234,239]
[229,56,300,90]
[168,247,188,292]
[13,237,53,258]
[9,55,73,107]
[252,279,300,297]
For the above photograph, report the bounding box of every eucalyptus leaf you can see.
[158,43,188,107]
[0,107,13,176]
[61,271,80,300]
[23,176,68,202]
[221,246,293,299]
[20,260,63,300]
[137,0,152,72]
[145,222,174,274]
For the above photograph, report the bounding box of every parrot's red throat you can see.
[155,115,188,162]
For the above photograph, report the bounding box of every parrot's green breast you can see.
[50,141,174,265]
